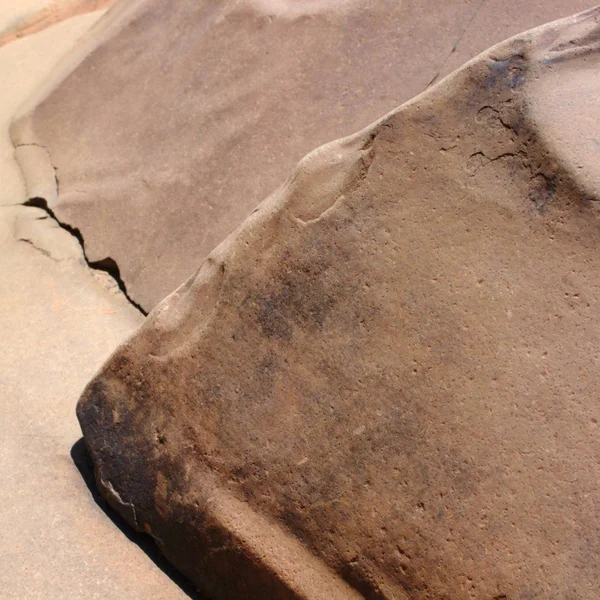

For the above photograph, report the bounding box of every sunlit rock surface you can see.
[12,0,592,310]
[78,7,600,599]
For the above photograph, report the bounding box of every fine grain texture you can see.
[12,0,592,310]
[79,7,600,599]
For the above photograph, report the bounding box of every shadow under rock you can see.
[71,438,207,600]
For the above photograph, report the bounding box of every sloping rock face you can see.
[78,8,600,599]
[12,0,592,311]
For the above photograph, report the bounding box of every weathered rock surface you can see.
[11,0,592,311]
[79,7,600,599]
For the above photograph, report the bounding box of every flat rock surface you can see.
[79,7,600,599]
[0,8,191,599]
[12,0,592,311]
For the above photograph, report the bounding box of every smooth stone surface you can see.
[12,0,592,311]
[78,7,600,599]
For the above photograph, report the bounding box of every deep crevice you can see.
[23,197,148,316]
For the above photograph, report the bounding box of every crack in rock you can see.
[427,0,488,88]
[22,197,147,316]
[15,142,60,200]
[17,237,59,262]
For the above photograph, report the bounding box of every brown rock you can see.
[11,0,591,311]
[78,7,600,599]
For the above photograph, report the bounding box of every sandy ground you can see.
[0,7,193,599]
[0,0,115,48]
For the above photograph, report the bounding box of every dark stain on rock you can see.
[257,296,293,339]
[249,247,338,341]
[486,55,526,90]
[529,173,557,212]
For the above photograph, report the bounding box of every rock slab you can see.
[12,0,592,310]
[79,7,600,599]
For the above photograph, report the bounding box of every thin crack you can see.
[23,197,148,316]
[427,0,487,88]
[478,105,519,133]
[469,150,522,164]
[15,142,60,196]
[18,237,58,262]
[14,143,47,149]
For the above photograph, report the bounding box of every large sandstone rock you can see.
[78,7,600,599]
[11,0,592,311]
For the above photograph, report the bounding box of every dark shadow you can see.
[71,438,206,599]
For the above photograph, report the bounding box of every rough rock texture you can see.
[11,0,592,311]
[77,7,600,599]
